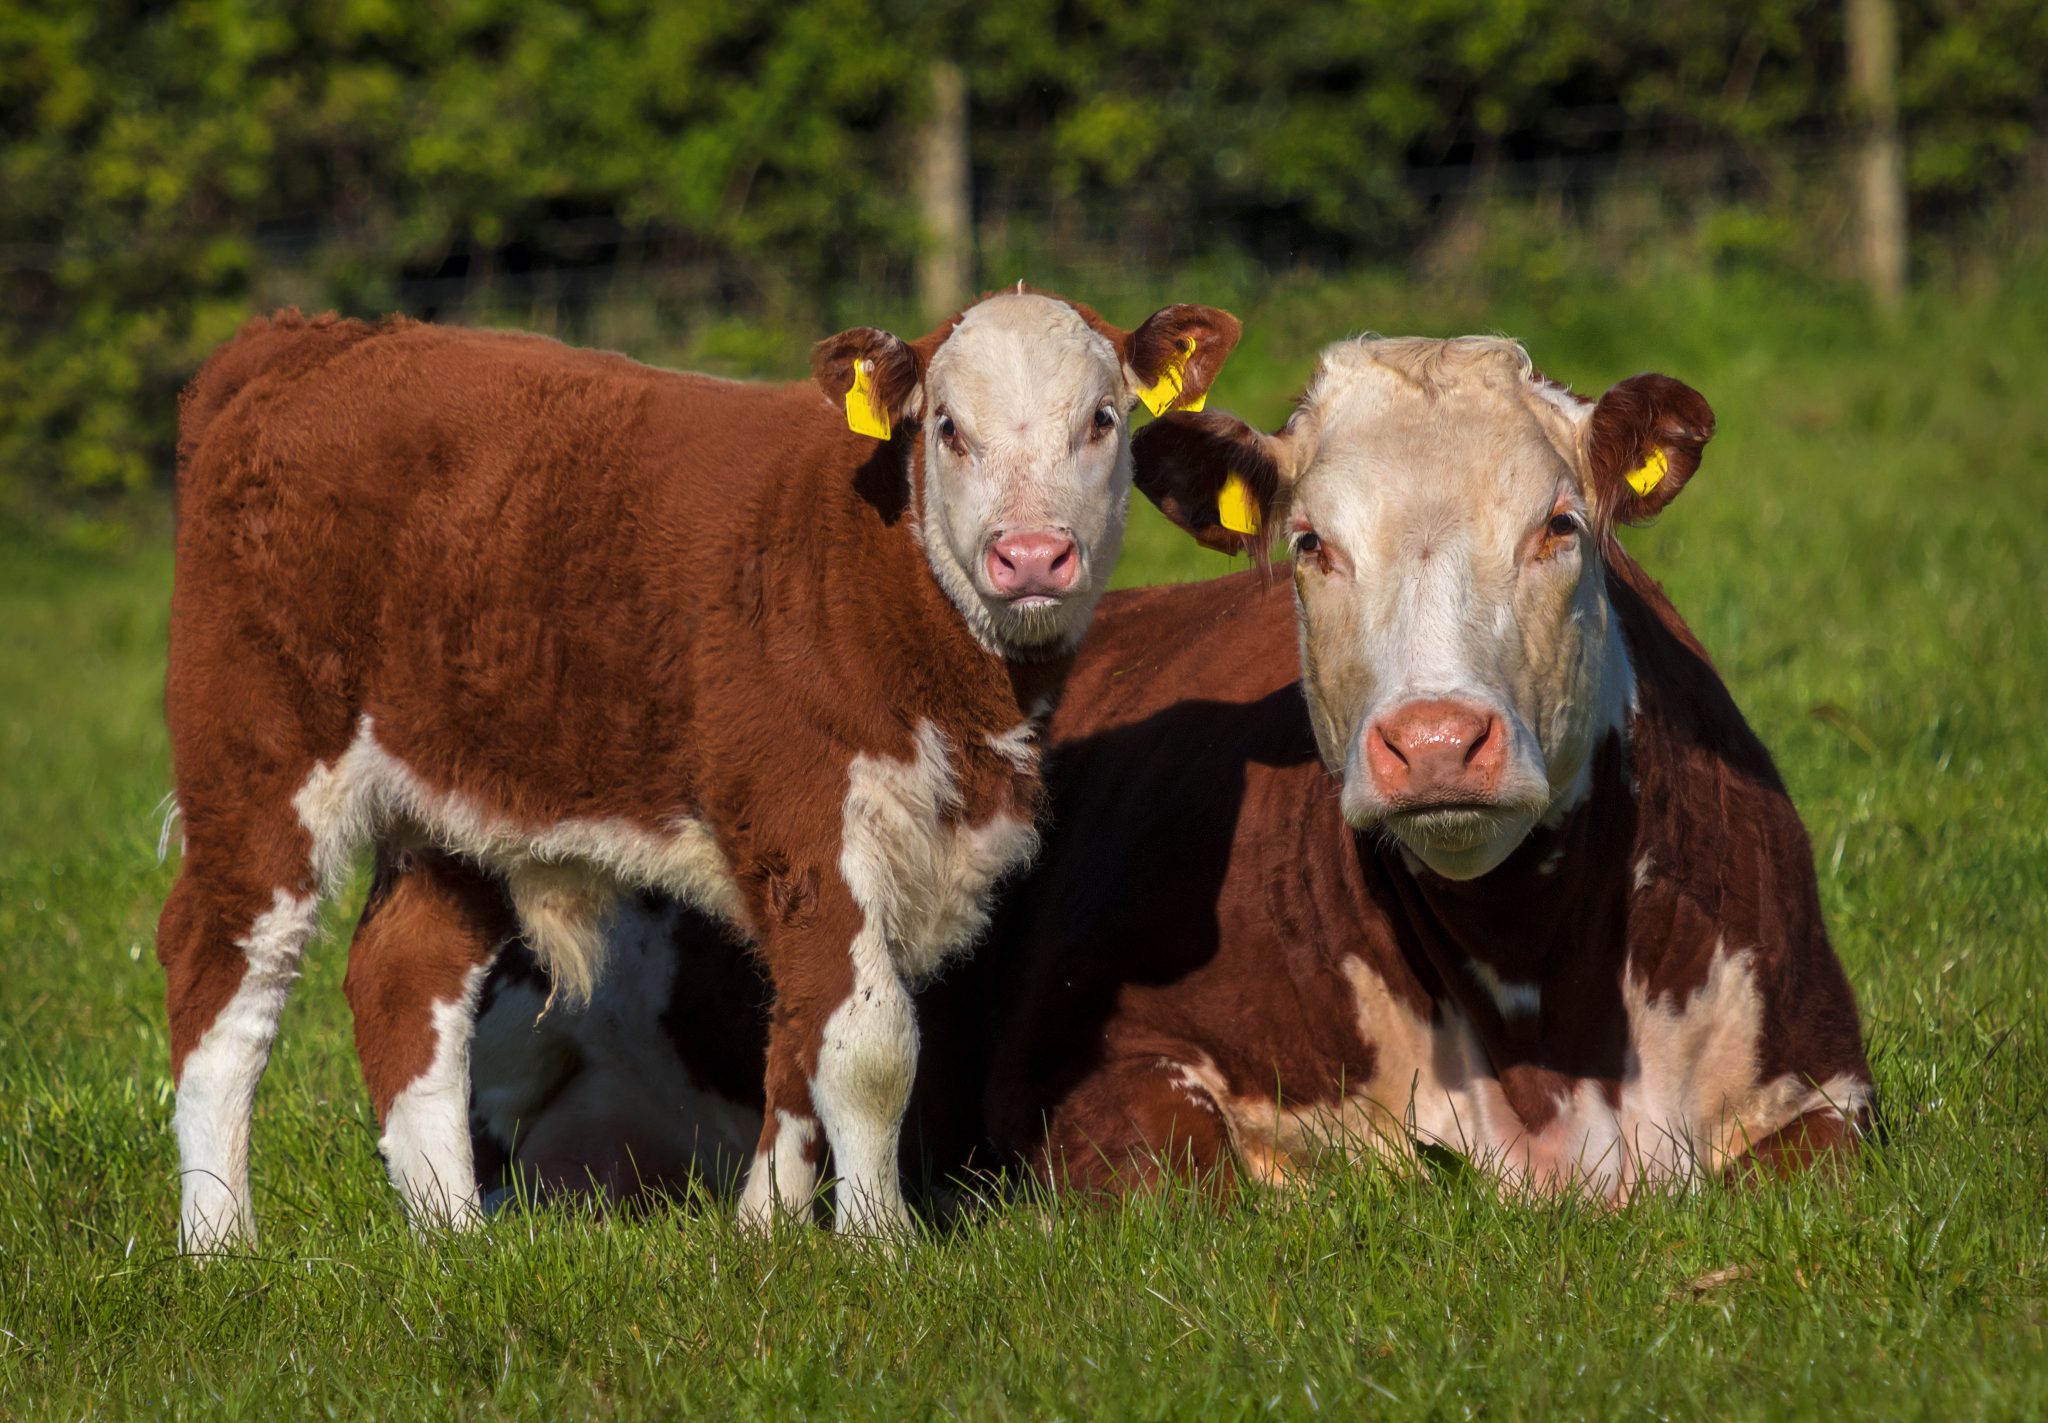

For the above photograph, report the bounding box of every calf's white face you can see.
[918,296,1134,656]
[1133,336,1713,880]
[814,292,1240,660]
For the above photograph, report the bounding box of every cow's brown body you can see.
[977,559,1871,1197]
[159,297,1238,1246]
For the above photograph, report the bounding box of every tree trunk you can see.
[1847,0,1907,314]
[916,60,973,322]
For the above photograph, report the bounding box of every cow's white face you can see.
[1279,340,1632,879]
[916,295,1134,658]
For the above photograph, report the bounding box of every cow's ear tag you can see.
[845,359,891,440]
[1625,445,1669,496]
[1217,471,1260,536]
[1137,337,1205,417]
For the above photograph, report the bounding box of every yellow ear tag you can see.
[1137,337,1205,416]
[1625,445,1669,496]
[1217,471,1260,536]
[845,359,891,440]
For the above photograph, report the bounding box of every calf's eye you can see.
[937,413,958,444]
[1547,513,1578,538]
[1294,531,1322,556]
[1092,405,1116,436]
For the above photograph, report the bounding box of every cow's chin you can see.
[1349,800,1539,881]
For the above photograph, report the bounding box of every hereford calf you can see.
[159,292,1238,1248]
[983,336,1872,1198]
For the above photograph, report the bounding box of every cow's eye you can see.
[1547,512,1578,538]
[1293,531,1322,557]
[936,413,959,446]
[1092,405,1116,436]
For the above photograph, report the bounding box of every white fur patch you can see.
[1189,945,1869,1202]
[470,900,763,1207]
[839,720,1038,984]
[174,888,318,1251]
[380,964,488,1229]
[735,1110,822,1231]
[292,717,747,1004]
[1467,958,1542,1020]
[986,720,1040,774]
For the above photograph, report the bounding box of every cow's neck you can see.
[1341,732,1642,1088]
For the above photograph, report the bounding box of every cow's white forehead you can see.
[1294,336,1586,496]
[926,295,1121,424]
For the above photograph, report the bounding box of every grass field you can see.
[3,260,2046,1419]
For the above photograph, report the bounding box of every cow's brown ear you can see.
[1585,374,1715,527]
[1123,305,1243,416]
[812,327,924,439]
[1131,409,1295,557]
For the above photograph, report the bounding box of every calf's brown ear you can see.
[1585,374,1715,526]
[1124,305,1243,416]
[812,327,925,440]
[1131,410,1294,557]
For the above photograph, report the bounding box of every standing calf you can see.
[158,291,1238,1247]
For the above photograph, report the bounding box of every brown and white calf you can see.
[428,335,1871,1212]
[978,336,1872,1198]
[157,291,1238,1247]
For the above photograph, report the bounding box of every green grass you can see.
[3,259,2046,1419]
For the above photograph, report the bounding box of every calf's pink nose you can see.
[986,530,1080,598]
[1366,699,1505,802]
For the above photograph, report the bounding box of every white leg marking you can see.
[810,929,917,1237]
[381,964,489,1230]
[736,1110,822,1231]
[818,719,1038,1238]
[174,889,318,1251]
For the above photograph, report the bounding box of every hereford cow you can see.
[986,335,1873,1197]
[426,334,1870,1211]
[157,290,1240,1249]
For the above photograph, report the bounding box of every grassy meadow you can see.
[2,260,2045,1418]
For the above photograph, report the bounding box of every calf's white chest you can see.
[838,719,1039,984]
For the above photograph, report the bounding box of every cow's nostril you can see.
[1464,720,1492,765]
[1377,728,1409,768]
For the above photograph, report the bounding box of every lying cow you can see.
[157,290,1239,1248]
[422,334,1871,1211]
[984,335,1873,1197]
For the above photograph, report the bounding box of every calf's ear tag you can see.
[1217,470,1260,536]
[845,359,891,440]
[1137,337,1205,416]
[1625,445,1669,496]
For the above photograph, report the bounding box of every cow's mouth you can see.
[1387,804,1516,852]
[1001,592,1065,613]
